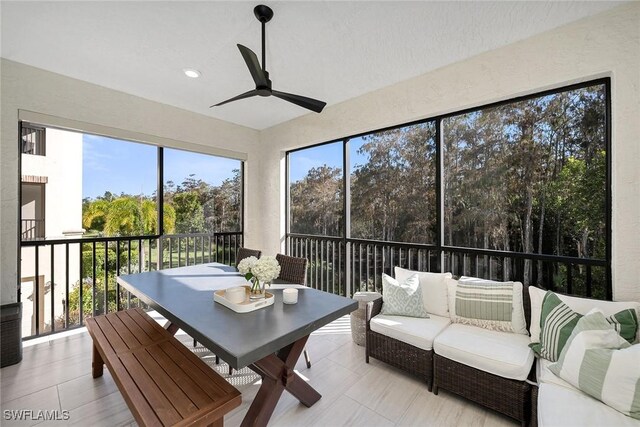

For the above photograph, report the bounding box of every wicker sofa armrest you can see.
[366,298,383,330]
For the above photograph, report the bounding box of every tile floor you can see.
[1,313,516,426]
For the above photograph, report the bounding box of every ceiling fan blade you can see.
[237,44,268,87]
[210,89,259,108]
[272,90,326,113]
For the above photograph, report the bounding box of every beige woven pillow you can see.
[447,277,528,335]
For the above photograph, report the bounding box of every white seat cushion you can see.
[370,313,451,351]
[537,357,577,392]
[538,383,640,427]
[433,323,534,380]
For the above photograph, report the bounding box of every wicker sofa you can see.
[366,273,640,427]
[366,272,535,426]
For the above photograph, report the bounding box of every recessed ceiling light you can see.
[183,69,201,78]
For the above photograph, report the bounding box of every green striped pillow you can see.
[549,311,640,420]
[530,291,638,361]
[455,280,513,322]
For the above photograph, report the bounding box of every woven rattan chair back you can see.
[275,254,308,285]
[236,247,262,265]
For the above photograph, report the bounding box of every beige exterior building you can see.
[20,127,83,336]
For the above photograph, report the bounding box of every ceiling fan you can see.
[211,4,326,113]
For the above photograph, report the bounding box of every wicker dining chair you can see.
[236,247,262,265]
[275,253,308,285]
[274,253,312,368]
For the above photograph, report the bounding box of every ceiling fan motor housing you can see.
[254,5,273,23]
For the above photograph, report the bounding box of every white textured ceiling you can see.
[1,1,624,130]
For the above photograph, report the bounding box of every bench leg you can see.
[164,321,180,336]
[92,343,104,378]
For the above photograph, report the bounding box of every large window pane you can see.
[163,149,242,234]
[289,142,343,236]
[82,134,158,237]
[443,84,606,260]
[350,122,437,243]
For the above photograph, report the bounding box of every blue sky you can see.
[288,137,368,182]
[83,133,365,198]
[82,135,240,199]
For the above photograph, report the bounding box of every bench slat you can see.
[133,347,199,418]
[86,317,163,426]
[94,315,130,354]
[158,340,238,400]
[147,343,214,409]
[109,310,154,348]
[120,351,184,425]
[86,309,241,427]
[128,308,166,342]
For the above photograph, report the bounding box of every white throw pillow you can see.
[529,286,640,344]
[447,277,528,335]
[394,267,452,317]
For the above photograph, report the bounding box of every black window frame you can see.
[286,77,611,299]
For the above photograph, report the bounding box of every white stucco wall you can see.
[254,3,640,302]
[0,59,259,305]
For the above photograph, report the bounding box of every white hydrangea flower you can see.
[251,256,281,283]
[237,256,258,276]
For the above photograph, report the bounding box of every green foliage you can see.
[82,168,240,237]
[173,191,205,233]
[290,166,343,236]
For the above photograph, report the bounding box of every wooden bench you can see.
[86,308,241,427]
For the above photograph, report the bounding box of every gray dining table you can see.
[116,262,357,427]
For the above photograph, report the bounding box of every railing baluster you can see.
[586,265,592,298]
[35,245,40,336]
[566,263,573,295]
[50,244,55,333]
[65,243,70,329]
[127,240,132,309]
[92,241,97,316]
[116,241,121,312]
[79,242,84,326]
[104,241,109,314]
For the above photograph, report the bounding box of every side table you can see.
[350,291,382,346]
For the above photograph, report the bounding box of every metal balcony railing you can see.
[19,231,243,339]
[287,233,610,301]
[21,219,45,240]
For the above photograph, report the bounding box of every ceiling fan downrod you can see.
[253,4,273,72]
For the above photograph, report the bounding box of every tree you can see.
[172,191,205,233]
[290,166,342,236]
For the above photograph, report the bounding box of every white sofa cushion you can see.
[538,382,640,427]
[433,323,534,380]
[529,286,640,343]
[370,313,451,351]
[447,277,528,335]
[537,358,577,391]
[395,267,451,317]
